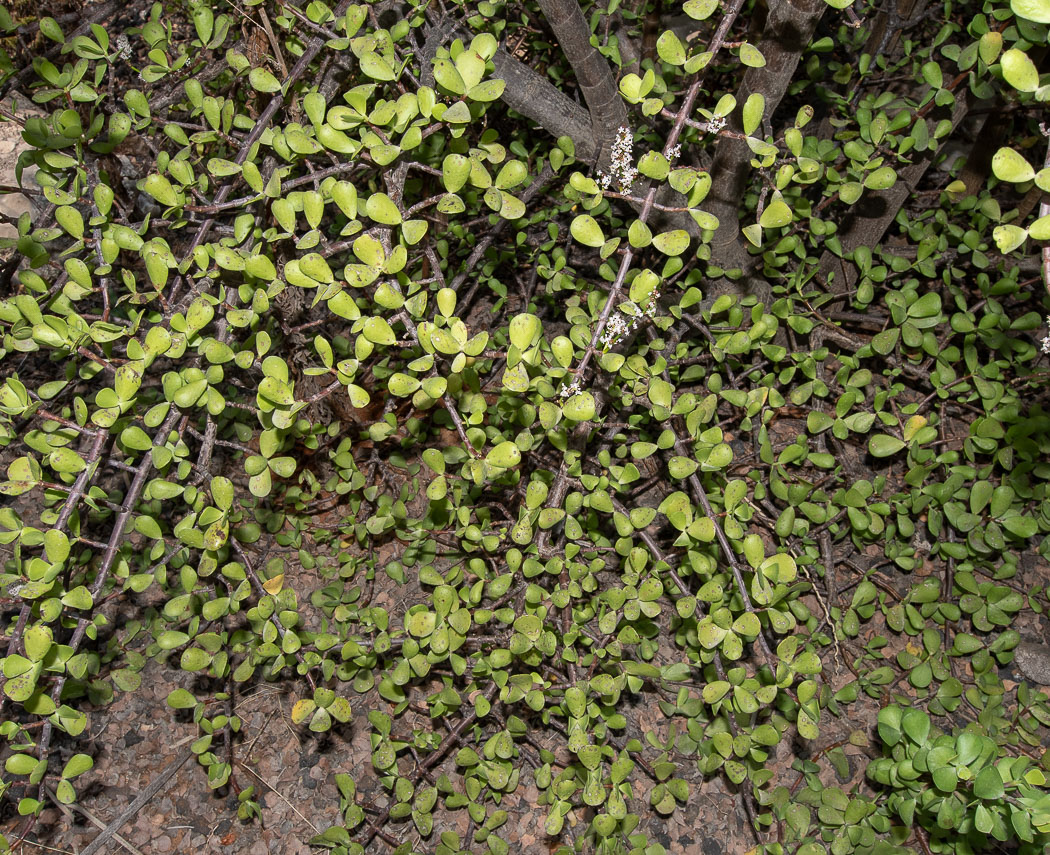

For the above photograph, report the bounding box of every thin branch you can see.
[1039,125,1050,299]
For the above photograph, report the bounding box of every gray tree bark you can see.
[817,91,973,293]
[534,0,628,171]
[703,0,827,301]
[491,49,600,164]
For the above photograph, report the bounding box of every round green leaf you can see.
[39,16,64,42]
[407,610,437,637]
[365,193,402,225]
[50,446,86,474]
[1028,213,1050,240]
[901,708,930,744]
[509,313,541,349]
[652,229,689,255]
[994,145,1036,185]
[908,292,941,319]
[932,765,958,792]
[732,612,761,636]
[43,529,70,564]
[684,0,719,17]
[433,57,466,94]
[245,254,276,281]
[656,30,686,65]
[61,586,93,609]
[486,441,521,469]
[442,101,471,123]
[388,373,420,396]
[442,154,470,193]
[499,192,525,220]
[570,215,605,248]
[742,223,763,247]
[468,79,505,101]
[181,647,211,672]
[143,174,179,206]
[360,51,395,82]
[23,625,52,662]
[271,198,296,233]
[742,93,765,136]
[1001,48,1039,92]
[870,328,900,355]
[363,316,396,345]
[759,199,792,228]
[1002,514,1038,538]
[1012,0,1050,22]
[628,219,652,248]
[496,160,527,189]
[739,43,766,67]
[840,182,863,204]
[258,377,293,405]
[974,766,1005,800]
[979,32,1003,65]
[249,67,281,93]
[864,166,897,190]
[551,336,574,368]
[5,754,38,776]
[414,375,444,399]
[157,630,189,650]
[993,224,1028,253]
[869,434,905,457]
[402,219,428,245]
[648,378,673,408]
[562,391,596,421]
[167,688,198,709]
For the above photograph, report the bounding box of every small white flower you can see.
[706,116,727,134]
[608,125,638,192]
[114,35,132,61]
[597,288,663,352]
[668,143,682,161]
[560,377,582,398]
[1042,316,1050,354]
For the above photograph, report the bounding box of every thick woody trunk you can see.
[703,0,827,301]
[535,0,629,170]
[818,91,973,292]
[491,49,600,164]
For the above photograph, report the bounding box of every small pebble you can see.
[1015,642,1050,684]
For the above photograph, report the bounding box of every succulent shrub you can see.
[0,0,1049,853]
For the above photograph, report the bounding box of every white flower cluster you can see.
[559,377,582,399]
[1042,316,1050,354]
[668,143,682,162]
[597,126,639,192]
[114,35,132,62]
[598,313,634,350]
[706,116,727,134]
[598,288,662,352]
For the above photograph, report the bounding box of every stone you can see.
[1015,641,1050,685]
[0,98,42,240]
